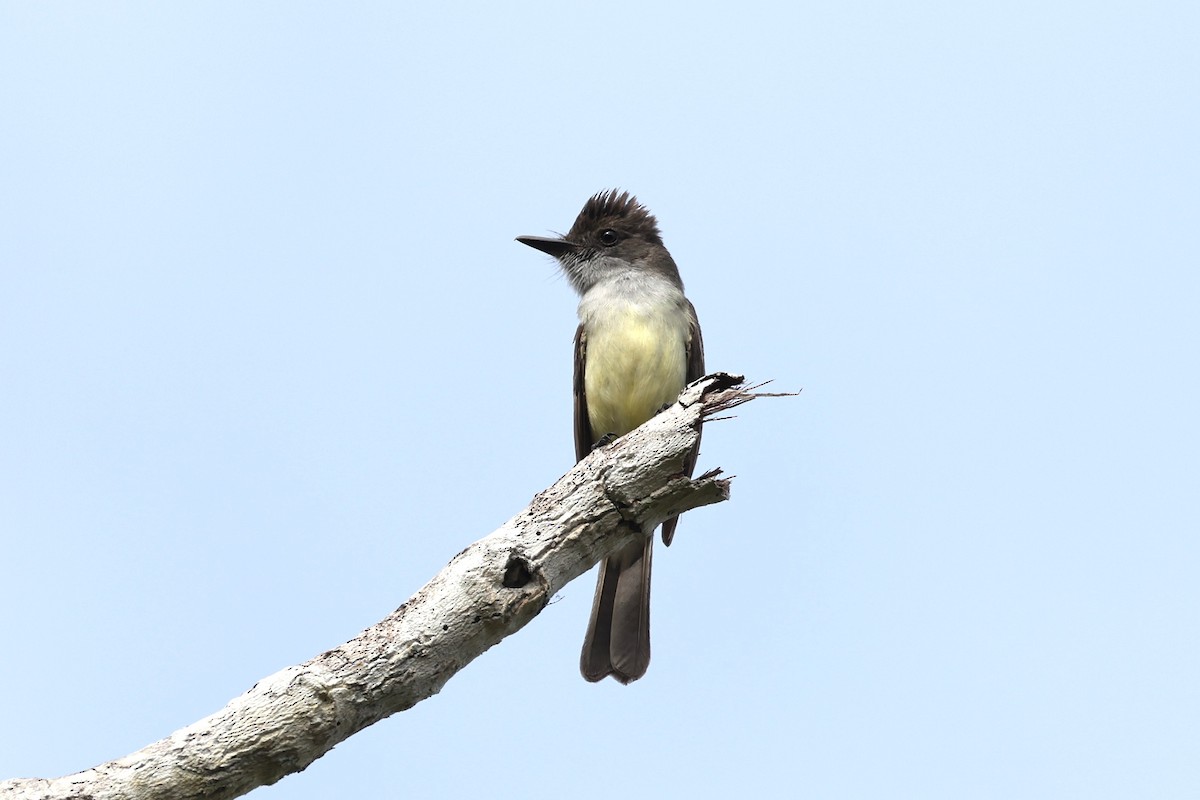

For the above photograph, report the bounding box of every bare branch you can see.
[1,372,778,800]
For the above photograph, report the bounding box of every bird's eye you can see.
[599,229,619,246]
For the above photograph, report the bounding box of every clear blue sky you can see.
[2,3,1197,798]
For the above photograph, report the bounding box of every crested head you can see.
[560,189,681,295]
[566,190,664,248]
[516,189,684,296]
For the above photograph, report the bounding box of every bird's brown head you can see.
[516,190,681,294]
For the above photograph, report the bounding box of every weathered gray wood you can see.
[1,373,754,800]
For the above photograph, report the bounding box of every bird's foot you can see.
[591,432,617,451]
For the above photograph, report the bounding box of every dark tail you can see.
[579,537,653,683]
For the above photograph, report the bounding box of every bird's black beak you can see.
[516,235,579,258]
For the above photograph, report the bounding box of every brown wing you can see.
[661,300,705,546]
[573,324,593,464]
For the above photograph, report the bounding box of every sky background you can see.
[2,3,1198,798]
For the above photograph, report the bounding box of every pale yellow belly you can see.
[584,315,688,438]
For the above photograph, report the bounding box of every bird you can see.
[517,190,704,683]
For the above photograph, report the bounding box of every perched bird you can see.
[517,190,704,683]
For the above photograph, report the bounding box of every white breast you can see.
[578,275,691,439]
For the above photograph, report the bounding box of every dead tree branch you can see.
[2,372,771,800]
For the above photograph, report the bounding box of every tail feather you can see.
[580,537,653,683]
